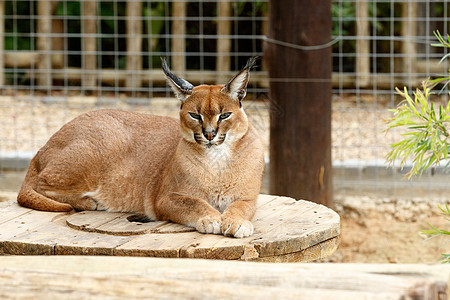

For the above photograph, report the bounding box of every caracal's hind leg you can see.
[36,187,101,212]
[34,167,101,211]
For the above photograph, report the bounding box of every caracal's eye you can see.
[219,112,232,121]
[188,112,202,122]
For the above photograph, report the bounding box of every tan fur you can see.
[17,66,264,238]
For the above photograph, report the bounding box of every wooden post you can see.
[356,0,370,87]
[216,1,232,84]
[0,0,4,86]
[171,2,186,74]
[126,1,143,90]
[36,0,52,90]
[401,1,417,87]
[82,1,97,90]
[265,0,333,207]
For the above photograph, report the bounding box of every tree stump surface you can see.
[0,194,340,262]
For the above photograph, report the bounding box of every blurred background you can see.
[1,0,450,200]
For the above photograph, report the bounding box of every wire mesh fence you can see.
[332,0,450,196]
[1,0,450,197]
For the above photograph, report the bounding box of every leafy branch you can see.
[385,30,450,263]
[385,81,450,179]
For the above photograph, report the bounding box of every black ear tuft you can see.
[222,56,258,102]
[242,56,258,71]
[161,57,194,102]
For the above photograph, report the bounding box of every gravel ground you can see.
[0,94,402,163]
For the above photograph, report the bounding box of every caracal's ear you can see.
[222,56,258,102]
[161,57,194,102]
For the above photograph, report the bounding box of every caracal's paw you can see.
[195,215,222,235]
[221,217,254,238]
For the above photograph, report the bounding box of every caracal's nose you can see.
[203,129,216,141]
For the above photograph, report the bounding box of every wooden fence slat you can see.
[356,0,370,88]
[401,1,417,87]
[36,0,52,90]
[171,2,186,74]
[50,0,64,69]
[10,66,416,90]
[216,1,232,84]
[126,1,143,90]
[82,0,97,90]
[261,5,268,73]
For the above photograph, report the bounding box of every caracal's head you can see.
[162,57,257,149]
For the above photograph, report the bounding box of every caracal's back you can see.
[18,109,180,213]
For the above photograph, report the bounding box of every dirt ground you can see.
[325,213,450,264]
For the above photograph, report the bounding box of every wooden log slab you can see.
[0,195,340,262]
[0,257,447,300]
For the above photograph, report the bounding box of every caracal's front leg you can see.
[155,193,222,235]
[221,199,256,238]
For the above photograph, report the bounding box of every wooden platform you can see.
[0,257,447,299]
[0,195,340,262]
